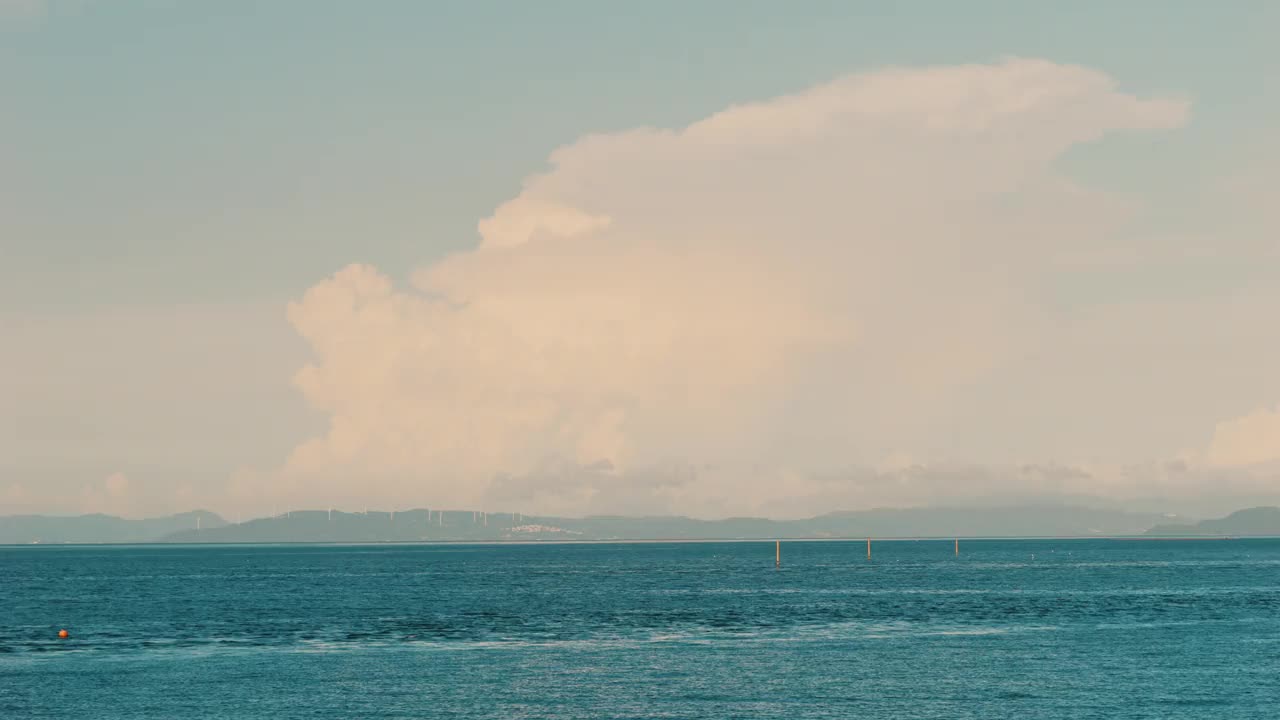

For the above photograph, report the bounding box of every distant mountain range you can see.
[5,504,1276,545]
[1143,506,1280,537]
[0,510,226,545]
[156,505,1173,544]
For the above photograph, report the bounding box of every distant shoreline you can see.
[4,534,1271,549]
[6,505,1276,545]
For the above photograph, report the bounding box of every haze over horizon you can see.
[4,2,1279,521]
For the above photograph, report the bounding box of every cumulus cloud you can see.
[3,482,28,506]
[63,471,135,517]
[104,471,129,496]
[1203,405,1280,469]
[243,58,1248,518]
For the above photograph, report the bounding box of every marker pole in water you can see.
[867,537,872,560]
[955,538,959,556]
[775,540,781,567]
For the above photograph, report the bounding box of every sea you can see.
[2,539,1278,718]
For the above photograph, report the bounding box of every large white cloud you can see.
[1204,405,1280,469]
[245,58,1268,517]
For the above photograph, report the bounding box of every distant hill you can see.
[0,511,225,544]
[156,505,1175,544]
[794,506,1169,539]
[1145,507,1280,537]
[2,505,1219,545]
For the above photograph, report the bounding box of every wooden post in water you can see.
[866,537,872,560]
[955,538,959,556]
[775,540,781,567]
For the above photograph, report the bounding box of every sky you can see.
[3,0,1279,519]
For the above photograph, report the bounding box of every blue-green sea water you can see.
[2,539,1278,718]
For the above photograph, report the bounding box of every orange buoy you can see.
[58,629,69,639]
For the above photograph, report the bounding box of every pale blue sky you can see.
[3,1,1278,518]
